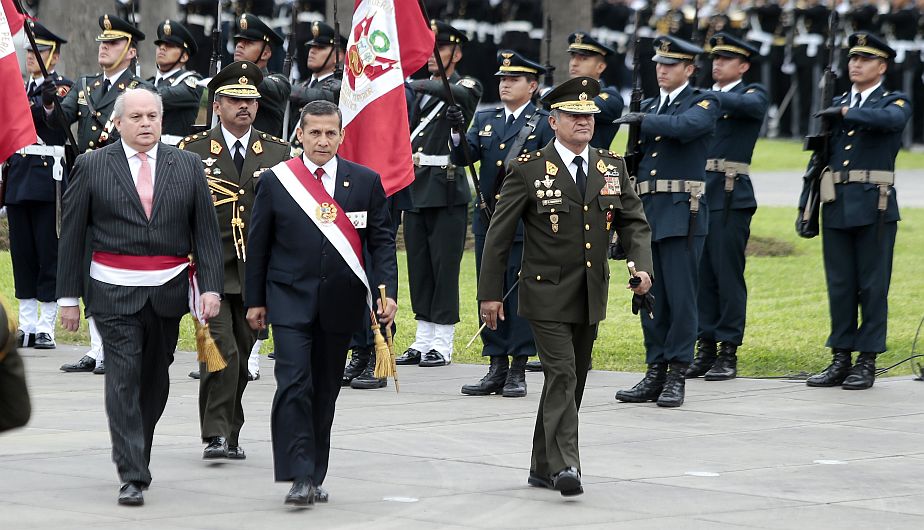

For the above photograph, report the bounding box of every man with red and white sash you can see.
[245,100,398,506]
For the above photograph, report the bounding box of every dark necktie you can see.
[658,96,671,115]
[852,93,862,109]
[101,79,111,95]
[309,77,318,88]
[505,113,516,133]
[574,155,587,200]
[233,140,245,175]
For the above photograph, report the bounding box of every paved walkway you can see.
[752,170,924,207]
[3,345,924,529]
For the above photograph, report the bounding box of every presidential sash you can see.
[272,158,372,309]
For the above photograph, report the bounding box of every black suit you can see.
[56,141,222,486]
[246,156,397,484]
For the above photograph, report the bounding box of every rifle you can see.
[542,15,554,88]
[203,0,223,129]
[690,0,702,84]
[333,0,343,79]
[795,10,838,239]
[128,0,141,78]
[281,1,297,141]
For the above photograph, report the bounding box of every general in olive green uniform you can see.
[479,78,652,497]
[149,19,204,144]
[233,13,291,138]
[180,61,290,458]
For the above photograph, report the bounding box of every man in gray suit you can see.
[57,89,223,507]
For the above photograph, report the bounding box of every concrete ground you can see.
[751,169,924,207]
[2,345,924,529]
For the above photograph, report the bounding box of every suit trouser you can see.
[6,202,57,301]
[200,294,255,446]
[271,322,350,484]
[528,320,596,476]
[474,236,535,357]
[403,205,467,324]
[95,302,181,486]
[643,235,705,364]
[823,222,897,353]
[698,209,753,345]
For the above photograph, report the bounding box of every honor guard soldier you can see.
[804,33,912,390]
[150,19,204,145]
[686,33,769,381]
[566,32,624,149]
[396,21,483,368]
[288,21,345,135]
[613,36,719,408]
[5,21,71,350]
[479,77,652,497]
[180,61,290,459]
[446,51,554,397]
[233,13,292,138]
[50,13,151,375]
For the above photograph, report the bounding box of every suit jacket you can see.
[56,141,223,318]
[245,156,398,334]
[478,141,653,325]
[149,68,204,136]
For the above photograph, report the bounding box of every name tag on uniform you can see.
[346,211,368,228]
[478,130,493,137]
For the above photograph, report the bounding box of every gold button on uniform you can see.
[91,126,97,131]
[550,208,556,213]
[842,160,849,166]
[586,261,592,268]
[845,145,852,150]
[655,135,662,141]
[239,206,245,212]
[584,224,590,231]
[847,130,855,136]
[499,143,506,150]
[239,189,246,194]
[651,152,658,157]
[495,160,503,166]
[650,169,657,176]
[494,194,501,200]
[585,242,591,249]
[536,275,542,280]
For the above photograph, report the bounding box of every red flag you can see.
[338,0,434,196]
[0,0,36,163]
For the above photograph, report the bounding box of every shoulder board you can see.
[893,99,907,108]
[514,150,545,165]
[127,80,140,89]
[458,77,477,89]
[697,99,711,109]
[259,132,289,145]
[182,132,209,144]
[597,148,623,160]
[599,93,609,100]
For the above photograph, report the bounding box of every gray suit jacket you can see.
[56,141,223,318]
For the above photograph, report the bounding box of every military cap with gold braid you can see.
[155,19,198,56]
[567,31,615,57]
[495,49,546,77]
[540,76,601,114]
[709,32,760,62]
[208,60,263,99]
[847,32,895,61]
[29,20,67,52]
[234,13,285,47]
[431,20,468,45]
[306,21,348,49]
[651,35,703,65]
[96,14,145,44]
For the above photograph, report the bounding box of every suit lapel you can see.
[150,145,174,220]
[211,127,237,179]
[333,156,353,206]
[584,149,606,203]
[500,102,536,142]
[242,131,264,183]
[108,141,148,220]
[543,143,583,205]
[865,85,885,107]
[97,70,132,109]
[668,86,692,115]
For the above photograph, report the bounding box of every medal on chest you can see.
[316,202,338,224]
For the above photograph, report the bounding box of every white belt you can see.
[412,153,450,167]
[185,14,214,33]
[794,34,824,57]
[16,144,66,181]
[161,134,184,146]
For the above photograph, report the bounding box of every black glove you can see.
[628,275,641,288]
[41,80,57,107]
[445,105,465,129]
[631,292,656,319]
[813,106,845,120]
[613,112,645,125]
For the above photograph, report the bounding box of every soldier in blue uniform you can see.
[613,36,719,408]
[149,19,204,145]
[804,33,912,390]
[4,21,71,350]
[686,33,769,382]
[566,31,624,150]
[446,51,554,397]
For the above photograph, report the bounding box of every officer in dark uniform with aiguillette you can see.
[448,50,554,397]
[233,13,292,138]
[480,77,652,496]
[613,36,719,408]
[803,33,912,391]
[149,19,204,145]
[686,33,769,382]
[180,61,291,460]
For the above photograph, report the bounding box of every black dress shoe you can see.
[552,467,583,496]
[268,351,276,360]
[60,355,96,373]
[419,349,449,367]
[685,339,717,378]
[842,353,876,390]
[247,372,259,381]
[395,348,422,365]
[285,479,316,506]
[461,356,507,396]
[806,349,852,387]
[704,343,738,381]
[227,445,246,459]
[351,350,387,389]
[615,363,667,402]
[118,482,145,506]
[314,486,329,503]
[33,332,56,349]
[657,362,688,407]
[16,330,31,348]
[203,436,229,459]
[525,359,543,372]
[93,360,106,375]
[502,356,527,398]
[189,370,201,380]
[342,348,371,385]
[527,471,552,489]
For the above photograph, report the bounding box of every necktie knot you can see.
[658,96,671,114]
[853,93,862,108]
[102,79,111,94]
[506,114,516,128]
[314,167,325,181]
[137,151,147,163]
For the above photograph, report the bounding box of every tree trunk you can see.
[543,0,592,86]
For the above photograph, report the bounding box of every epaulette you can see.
[260,132,289,145]
[597,148,623,160]
[178,132,208,149]
[514,150,544,165]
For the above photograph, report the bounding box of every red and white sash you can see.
[272,158,372,309]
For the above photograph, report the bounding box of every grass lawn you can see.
[2,206,922,377]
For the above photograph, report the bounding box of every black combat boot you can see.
[842,352,876,390]
[615,363,667,403]
[502,356,528,398]
[685,339,717,378]
[461,356,508,396]
[350,350,386,389]
[806,349,852,387]
[657,362,688,407]
[704,342,738,381]
[342,348,371,386]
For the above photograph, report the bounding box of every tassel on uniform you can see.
[195,320,227,372]
[372,324,392,379]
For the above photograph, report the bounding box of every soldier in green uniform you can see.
[233,13,292,138]
[150,19,204,145]
[480,77,653,497]
[179,61,290,460]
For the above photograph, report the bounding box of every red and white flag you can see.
[338,0,433,196]
[0,0,36,163]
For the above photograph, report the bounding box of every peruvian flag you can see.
[0,0,36,163]
[338,0,433,196]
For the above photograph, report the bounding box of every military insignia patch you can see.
[459,78,476,89]
[542,176,554,188]
[536,190,545,198]
[57,85,70,97]
[545,161,558,176]
[316,202,338,223]
[599,93,609,100]
[596,159,608,174]
[77,91,86,105]
[117,83,125,90]
[697,100,710,109]
[534,180,542,188]
[252,140,263,155]
[601,176,621,196]
[210,140,222,155]
[895,99,906,108]
[203,157,217,167]
[184,76,199,88]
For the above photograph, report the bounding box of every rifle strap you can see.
[502,112,542,168]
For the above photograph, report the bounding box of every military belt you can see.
[412,153,452,168]
[705,159,750,175]
[16,145,66,182]
[831,170,895,186]
[636,179,706,214]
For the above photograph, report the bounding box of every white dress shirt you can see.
[658,82,689,112]
[154,67,181,86]
[221,126,252,163]
[302,154,339,197]
[712,79,743,93]
[504,101,530,122]
[104,67,129,88]
[849,82,882,108]
[553,139,590,183]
